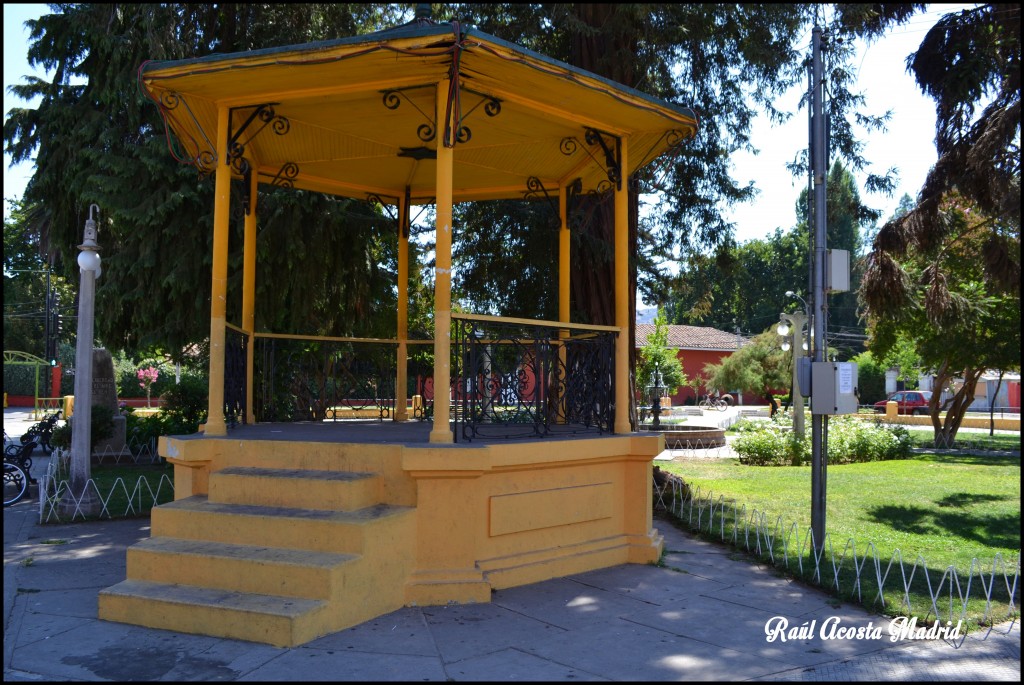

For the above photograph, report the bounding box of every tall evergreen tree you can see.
[4,3,936,401]
[3,4,414,358]
[862,3,1021,320]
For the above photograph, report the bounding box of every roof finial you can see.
[414,3,433,25]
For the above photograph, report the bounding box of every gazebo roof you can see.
[139,21,698,204]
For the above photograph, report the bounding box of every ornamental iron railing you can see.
[224,325,248,426]
[253,335,397,422]
[235,315,617,441]
[452,315,616,441]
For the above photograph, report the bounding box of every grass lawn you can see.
[90,462,175,517]
[904,428,1021,452]
[660,451,1020,628]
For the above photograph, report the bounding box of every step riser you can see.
[127,547,340,600]
[151,502,416,556]
[99,592,324,648]
[152,506,373,554]
[208,472,380,511]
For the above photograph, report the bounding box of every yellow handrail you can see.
[451,311,619,333]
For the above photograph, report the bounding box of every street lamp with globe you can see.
[61,205,102,517]
[777,291,809,438]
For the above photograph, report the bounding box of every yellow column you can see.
[430,80,455,444]
[395,192,409,422]
[557,184,570,423]
[205,104,231,436]
[242,167,258,424]
[614,138,631,434]
[559,184,570,324]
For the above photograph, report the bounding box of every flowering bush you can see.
[733,414,910,466]
[826,415,912,463]
[137,366,159,407]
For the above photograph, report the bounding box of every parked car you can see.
[873,390,933,415]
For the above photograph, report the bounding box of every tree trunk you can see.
[989,371,1003,436]
[568,4,641,429]
[930,362,983,448]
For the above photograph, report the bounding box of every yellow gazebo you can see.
[98,14,698,647]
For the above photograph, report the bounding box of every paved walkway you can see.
[3,407,1019,681]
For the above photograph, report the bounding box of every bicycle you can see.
[698,394,728,412]
[4,461,29,506]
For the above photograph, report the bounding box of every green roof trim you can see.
[140,21,697,124]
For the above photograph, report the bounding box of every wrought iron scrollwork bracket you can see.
[523,177,559,226]
[160,91,218,174]
[560,130,622,192]
[260,162,299,189]
[227,103,290,166]
[451,88,501,145]
[227,104,292,210]
[367,193,402,237]
[382,87,437,143]
[584,128,622,191]
[383,85,501,148]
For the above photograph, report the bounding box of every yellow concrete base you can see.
[100,432,664,647]
[867,407,1020,431]
[99,463,416,647]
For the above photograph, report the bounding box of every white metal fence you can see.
[653,473,1020,645]
[38,445,173,523]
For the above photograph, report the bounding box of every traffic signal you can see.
[46,311,62,364]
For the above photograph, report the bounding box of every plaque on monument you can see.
[92,348,119,413]
[90,348,129,458]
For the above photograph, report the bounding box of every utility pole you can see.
[810,25,829,554]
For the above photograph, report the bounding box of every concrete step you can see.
[209,466,380,512]
[151,496,415,554]
[99,579,328,648]
[126,537,356,600]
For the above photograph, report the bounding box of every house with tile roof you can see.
[635,323,760,405]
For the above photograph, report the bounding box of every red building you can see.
[635,323,760,406]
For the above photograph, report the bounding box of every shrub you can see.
[49,423,71,450]
[53,404,116,451]
[3,363,45,396]
[733,424,809,466]
[125,411,167,449]
[728,417,765,433]
[160,374,208,434]
[733,414,911,466]
[826,415,912,463]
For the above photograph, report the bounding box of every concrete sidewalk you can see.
[3,494,1019,682]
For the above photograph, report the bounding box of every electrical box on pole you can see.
[811,361,859,414]
[827,249,850,293]
[797,357,812,396]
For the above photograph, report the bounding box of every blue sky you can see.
[4,4,970,242]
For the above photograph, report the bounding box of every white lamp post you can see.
[62,204,102,517]
[777,291,809,438]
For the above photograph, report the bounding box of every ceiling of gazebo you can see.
[140,22,698,205]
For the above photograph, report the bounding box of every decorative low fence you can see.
[652,473,1021,642]
[38,447,174,523]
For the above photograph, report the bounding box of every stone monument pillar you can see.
[885,369,898,395]
[91,348,129,459]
